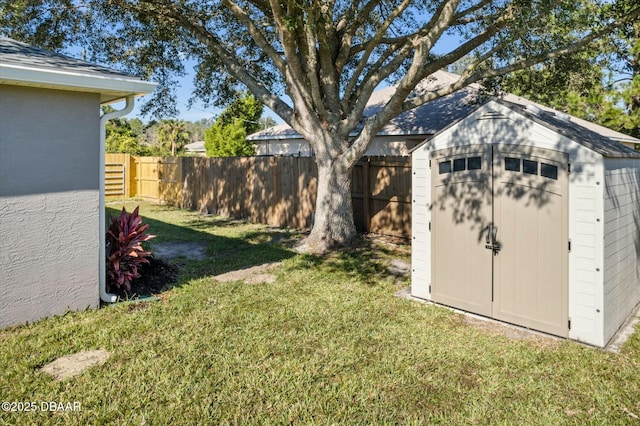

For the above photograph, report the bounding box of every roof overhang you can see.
[0,63,157,104]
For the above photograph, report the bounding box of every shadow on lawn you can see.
[295,234,410,287]
[105,206,296,299]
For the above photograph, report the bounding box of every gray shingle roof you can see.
[248,70,639,159]
[0,37,138,79]
[0,37,156,103]
[248,70,480,140]
[499,96,640,159]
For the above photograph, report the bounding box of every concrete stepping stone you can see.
[40,349,111,381]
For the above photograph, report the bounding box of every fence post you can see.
[363,158,371,233]
[136,157,141,197]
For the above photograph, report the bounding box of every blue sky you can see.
[123,32,462,124]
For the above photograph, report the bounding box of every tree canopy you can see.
[157,119,191,155]
[205,121,253,156]
[3,0,639,252]
[494,18,640,140]
[204,93,263,156]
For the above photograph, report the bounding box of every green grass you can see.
[1,200,639,425]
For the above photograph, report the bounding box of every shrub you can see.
[204,121,254,157]
[106,206,155,292]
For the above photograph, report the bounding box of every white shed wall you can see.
[411,148,432,299]
[0,85,100,328]
[602,158,640,344]
[411,101,607,346]
[568,159,605,346]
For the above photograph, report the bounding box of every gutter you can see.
[99,96,135,303]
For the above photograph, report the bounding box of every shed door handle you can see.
[492,226,498,242]
[485,226,491,244]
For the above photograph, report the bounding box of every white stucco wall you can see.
[0,85,100,328]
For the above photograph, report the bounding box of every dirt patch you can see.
[153,242,208,260]
[463,315,560,346]
[40,349,111,381]
[396,289,560,345]
[245,274,277,284]
[387,259,411,276]
[214,262,280,284]
[363,233,411,255]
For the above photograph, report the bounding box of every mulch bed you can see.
[110,257,180,300]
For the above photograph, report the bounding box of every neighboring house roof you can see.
[0,37,156,103]
[247,70,480,141]
[247,70,639,157]
[185,141,206,153]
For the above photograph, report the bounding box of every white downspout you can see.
[99,96,135,303]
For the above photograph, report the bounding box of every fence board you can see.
[105,153,132,198]
[158,157,182,206]
[107,155,411,238]
[105,162,125,196]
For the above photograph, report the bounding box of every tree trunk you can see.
[297,157,357,254]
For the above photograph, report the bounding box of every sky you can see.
[121,32,463,125]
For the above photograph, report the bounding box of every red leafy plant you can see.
[106,206,155,292]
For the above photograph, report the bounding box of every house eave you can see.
[0,63,157,103]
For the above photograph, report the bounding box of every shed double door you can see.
[431,144,568,337]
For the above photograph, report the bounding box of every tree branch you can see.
[452,0,495,24]
[221,0,285,73]
[316,1,343,122]
[344,0,463,146]
[403,6,640,113]
[341,0,412,108]
[134,0,294,123]
[267,0,319,132]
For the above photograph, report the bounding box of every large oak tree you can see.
[3,0,639,252]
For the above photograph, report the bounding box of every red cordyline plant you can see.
[106,206,155,292]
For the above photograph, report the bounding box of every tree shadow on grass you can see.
[105,206,296,299]
[298,234,409,287]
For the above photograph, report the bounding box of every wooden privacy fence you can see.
[181,156,318,230]
[352,157,412,238]
[105,154,411,238]
[136,156,182,205]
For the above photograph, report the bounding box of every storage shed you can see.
[0,38,156,328]
[411,98,640,347]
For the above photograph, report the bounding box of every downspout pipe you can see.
[99,96,135,303]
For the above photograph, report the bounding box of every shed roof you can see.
[0,37,156,103]
[496,98,640,159]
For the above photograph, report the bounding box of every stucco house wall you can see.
[254,138,315,156]
[0,85,101,327]
[0,36,156,328]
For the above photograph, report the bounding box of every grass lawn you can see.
[1,200,639,425]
